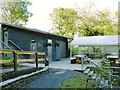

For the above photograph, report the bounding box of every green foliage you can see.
[0,56,13,67]
[50,3,118,37]
[0,56,12,60]
[59,74,96,88]
[1,0,32,26]
[50,8,78,38]
[3,63,14,67]
[72,46,78,56]
[77,9,118,36]
[93,62,119,86]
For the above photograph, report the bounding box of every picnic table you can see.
[70,55,90,64]
[107,55,119,66]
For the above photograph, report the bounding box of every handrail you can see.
[90,61,112,84]
[0,40,12,50]
[8,40,23,51]
[90,61,106,72]
[1,49,46,72]
[0,50,45,55]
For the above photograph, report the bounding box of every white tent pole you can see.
[81,53,84,70]
[70,44,72,58]
[78,45,81,55]
[102,45,104,58]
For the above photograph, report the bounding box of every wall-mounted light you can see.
[3,27,8,30]
[45,43,52,47]
[31,40,35,43]
[55,43,59,47]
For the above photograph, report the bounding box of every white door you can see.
[30,42,37,58]
[48,39,52,62]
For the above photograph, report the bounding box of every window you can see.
[5,33,8,37]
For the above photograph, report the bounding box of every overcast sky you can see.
[26,0,119,32]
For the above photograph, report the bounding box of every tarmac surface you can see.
[4,68,84,88]
[22,68,82,88]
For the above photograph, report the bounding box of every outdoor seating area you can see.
[107,55,120,66]
[0,0,120,89]
[70,55,90,64]
[70,35,120,66]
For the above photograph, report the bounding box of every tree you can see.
[77,8,118,36]
[50,3,118,37]
[1,0,32,26]
[50,8,78,38]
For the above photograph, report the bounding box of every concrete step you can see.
[99,79,105,86]
[84,68,90,74]
[104,80,109,87]
[87,71,94,76]
[96,76,101,81]
[91,73,97,79]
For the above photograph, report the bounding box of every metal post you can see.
[13,51,17,72]
[78,45,81,55]
[70,45,72,58]
[109,70,113,88]
[35,52,38,68]
[102,45,105,58]
[81,53,84,70]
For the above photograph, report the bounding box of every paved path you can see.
[1,58,101,73]
[49,58,101,70]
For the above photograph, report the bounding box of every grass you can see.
[58,74,97,88]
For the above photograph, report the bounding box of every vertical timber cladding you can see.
[52,38,67,61]
[1,23,68,60]
[8,26,45,52]
[57,40,66,59]
[52,39,56,61]
[43,38,48,58]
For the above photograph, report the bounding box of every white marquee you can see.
[70,35,120,58]
[71,35,120,46]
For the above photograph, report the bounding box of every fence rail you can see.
[0,50,46,72]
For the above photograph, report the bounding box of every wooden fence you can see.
[0,50,46,72]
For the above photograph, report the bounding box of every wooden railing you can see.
[0,50,46,72]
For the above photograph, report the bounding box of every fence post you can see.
[13,51,17,72]
[35,52,38,68]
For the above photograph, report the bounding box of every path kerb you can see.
[0,66,49,87]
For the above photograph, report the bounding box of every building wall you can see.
[56,40,66,59]
[8,27,46,52]
[51,39,67,61]
[1,24,68,60]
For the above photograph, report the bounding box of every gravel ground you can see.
[1,67,43,81]
[3,68,83,88]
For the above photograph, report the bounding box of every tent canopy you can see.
[71,35,120,46]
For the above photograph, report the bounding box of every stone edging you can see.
[0,67,49,87]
